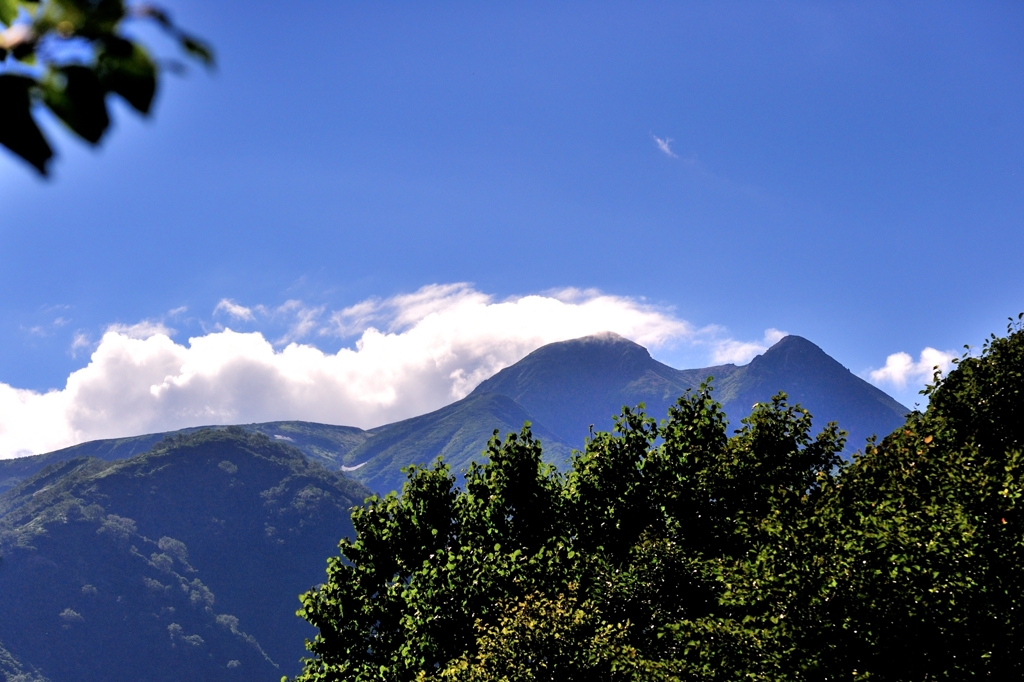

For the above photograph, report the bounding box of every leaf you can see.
[0,74,53,174]
[0,0,18,25]
[40,65,110,144]
[179,33,214,67]
[97,40,157,114]
[49,0,125,35]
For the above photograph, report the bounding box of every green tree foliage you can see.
[293,317,1024,681]
[0,0,211,175]
[807,314,1024,679]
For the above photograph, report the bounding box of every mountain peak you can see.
[765,334,826,355]
[749,334,849,374]
[470,332,686,445]
[472,332,655,396]
[523,331,650,357]
[715,333,909,447]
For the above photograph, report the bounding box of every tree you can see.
[806,314,1024,678]
[672,315,1024,680]
[293,317,1024,681]
[293,385,845,681]
[0,0,211,175]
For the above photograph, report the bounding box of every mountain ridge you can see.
[0,333,909,496]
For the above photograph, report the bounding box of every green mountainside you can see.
[0,431,184,494]
[0,428,369,682]
[0,422,370,495]
[341,392,572,495]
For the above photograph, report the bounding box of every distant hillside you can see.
[342,392,573,495]
[0,429,370,682]
[0,422,370,495]
[1,333,910,497]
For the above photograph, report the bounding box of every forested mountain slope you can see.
[0,429,369,682]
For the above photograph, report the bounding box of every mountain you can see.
[0,428,370,682]
[0,422,370,496]
[471,332,740,443]
[339,392,573,494]
[0,334,911,679]
[713,335,911,448]
[0,333,910,497]
[473,333,909,454]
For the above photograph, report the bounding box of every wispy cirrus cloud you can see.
[0,284,783,458]
[275,300,325,345]
[652,134,678,158]
[214,299,256,321]
[20,304,73,339]
[70,332,92,358]
[106,320,174,339]
[215,297,323,344]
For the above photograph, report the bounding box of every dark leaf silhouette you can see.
[0,74,53,174]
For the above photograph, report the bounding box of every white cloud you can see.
[711,328,788,364]
[215,298,324,345]
[214,299,255,321]
[652,134,678,158]
[106,320,174,339]
[274,300,325,345]
[70,332,92,358]
[0,284,776,458]
[20,306,74,339]
[869,347,956,389]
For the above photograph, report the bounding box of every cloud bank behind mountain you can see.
[0,284,787,458]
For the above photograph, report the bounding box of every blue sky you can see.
[1,1,1021,455]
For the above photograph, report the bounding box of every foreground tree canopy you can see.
[0,0,211,175]
[294,316,1024,682]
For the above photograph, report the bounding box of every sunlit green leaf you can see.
[0,0,19,25]
[47,0,123,35]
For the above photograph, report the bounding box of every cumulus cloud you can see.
[0,284,776,458]
[711,328,787,364]
[652,134,678,158]
[869,347,957,389]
